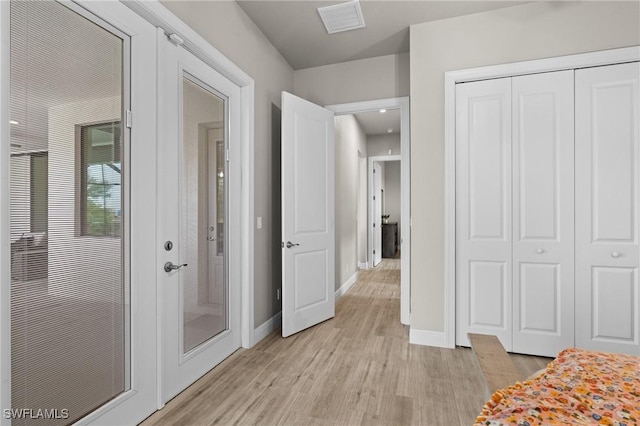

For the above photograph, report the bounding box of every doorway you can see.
[327,97,410,325]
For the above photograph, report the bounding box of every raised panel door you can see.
[512,71,575,357]
[455,78,512,349]
[575,62,640,355]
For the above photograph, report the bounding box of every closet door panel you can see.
[576,62,640,355]
[512,71,575,357]
[456,78,512,349]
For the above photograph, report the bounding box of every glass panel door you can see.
[181,76,228,354]
[9,1,128,424]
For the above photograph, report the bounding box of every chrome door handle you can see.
[286,241,300,249]
[164,262,188,273]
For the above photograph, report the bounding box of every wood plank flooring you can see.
[142,259,551,425]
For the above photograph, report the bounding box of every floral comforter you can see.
[474,348,640,425]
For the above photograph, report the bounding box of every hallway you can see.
[142,259,549,425]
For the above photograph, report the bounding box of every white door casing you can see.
[158,34,241,402]
[281,91,335,338]
[575,62,640,355]
[372,161,382,267]
[511,71,575,357]
[455,77,513,350]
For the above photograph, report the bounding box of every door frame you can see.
[124,1,256,359]
[327,97,411,326]
[369,156,400,268]
[443,46,640,349]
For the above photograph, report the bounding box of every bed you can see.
[474,347,640,425]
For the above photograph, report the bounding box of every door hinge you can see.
[373,169,376,173]
[226,149,230,162]
[373,250,376,254]
[281,241,284,248]
[373,223,376,228]
[126,110,132,129]
[373,196,376,200]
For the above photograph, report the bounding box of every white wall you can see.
[334,115,367,288]
[47,96,120,301]
[294,53,409,106]
[410,0,640,332]
[161,0,295,327]
[384,160,401,243]
[367,133,401,157]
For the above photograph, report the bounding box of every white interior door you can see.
[372,161,382,266]
[575,62,640,355]
[281,91,335,337]
[511,70,575,357]
[455,78,512,349]
[158,35,241,402]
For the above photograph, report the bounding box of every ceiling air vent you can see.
[317,0,366,34]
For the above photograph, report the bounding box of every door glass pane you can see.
[181,76,227,354]
[9,1,127,424]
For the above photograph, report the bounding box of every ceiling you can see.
[236,0,529,70]
[353,108,400,136]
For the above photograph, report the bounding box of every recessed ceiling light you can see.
[9,120,19,125]
[387,128,393,133]
[379,109,386,113]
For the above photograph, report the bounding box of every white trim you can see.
[0,1,10,422]
[357,261,368,269]
[253,312,282,344]
[409,328,448,348]
[124,0,255,350]
[123,1,252,87]
[326,97,411,326]
[336,271,359,301]
[444,46,640,350]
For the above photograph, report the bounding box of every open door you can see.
[281,92,335,337]
[372,161,382,266]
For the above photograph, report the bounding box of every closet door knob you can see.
[536,248,544,254]
[611,252,620,258]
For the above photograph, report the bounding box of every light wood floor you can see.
[142,259,551,425]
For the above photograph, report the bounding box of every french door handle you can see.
[164,262,188,273]
[286,241,300,249]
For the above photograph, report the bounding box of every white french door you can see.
[2,1,158,424]
[158,34,241,402]
[281,92,335,337]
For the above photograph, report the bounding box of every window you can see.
[80,121,122,237]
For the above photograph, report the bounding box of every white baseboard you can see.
[335,271,358,300]
[409,328,451,348]
[253,311,281,344]
[357,262,368,269]
[253,271,359,344]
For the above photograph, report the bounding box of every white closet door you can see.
[575,62,640,355]
[455,78,512,349]
[512,71,575,357]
